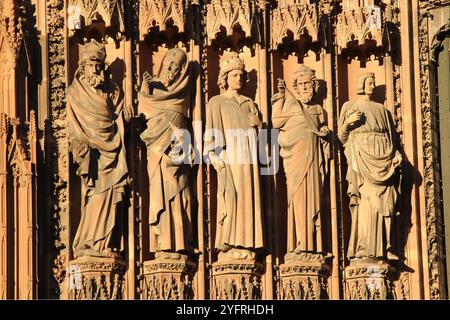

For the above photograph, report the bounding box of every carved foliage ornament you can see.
[0,0,26,70]
[418,12,449,299]
[206,0,264,46]
[47,0,69,298]
[68,0,124,32]
[419,0,450,10]
[139,0,194,40]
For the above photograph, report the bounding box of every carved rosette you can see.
[141,258,196,300]
[345,261,396,300]
[211,260,263,300]
[139,0,194,41]
[0,0,26,72]
[68,0,125,34]
[336,6,383,56]
[68,256,126,300]
[271,2,320,49]
[279,252,331,300]
[206,0,264,49]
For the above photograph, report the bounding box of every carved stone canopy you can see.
[139,0,195,42]
[206,0,264,51]
[271,1,320,48]
[68,0,125,38]
[0,0,27,71]
[336,5,384,62]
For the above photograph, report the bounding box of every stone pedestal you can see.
[68,256,126,300]
[141,258,196,300]
[279,252,331,300]
[211,260,263,300]
[345,260,396,300]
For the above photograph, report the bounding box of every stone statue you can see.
[67,39,132,258]
[138,48,195,259]
[271,65,330,260]
[204,53,264,261]
[338,72,402,262]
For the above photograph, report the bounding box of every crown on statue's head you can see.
[219,52,245,78]
[80,39,106,63]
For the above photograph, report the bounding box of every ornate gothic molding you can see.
[418,12,449,300]
[336,5,383,58]
[68,257,126,300]
[139,0,194,41]
[279,253,331,300]
[68,0,125,35]
[0,0,26,71]
[206,0,264,50]
[345,262,396,300]
[271,1,321,50]
[47,0,70,299]
[419,0,450,11]
[211,260,263,300]
[141,259,196,300]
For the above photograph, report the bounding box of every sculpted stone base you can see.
[141,257,196,300]
[279,252,331,300]
[345,259,396,300]
[211,260,263,300]
[68,256,126,300]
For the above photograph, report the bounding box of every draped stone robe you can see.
[138,64,194,253]
[204,93,264,252]
[272,94,329,254]
[338,99,401,260]
[67,73,128,258]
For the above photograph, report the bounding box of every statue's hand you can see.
[392,153,402,167]
[73,139,89,159]
[277,78,286,97]
[319,126,330,137]
[345,111,363,130]
[124,104,133,122]
[248,113,261,128]
[210,153,225,172]
[141,71,152,93]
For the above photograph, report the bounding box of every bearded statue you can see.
[67,39,132,258]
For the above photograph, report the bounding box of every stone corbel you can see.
[139,0,196,47]
[206,0,265,52]
[68,0,125,41]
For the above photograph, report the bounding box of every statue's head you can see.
[292,65,318,104]
[357,72,376,97]
[159,48,187,87]
[78,39,107,89]
[218,53,247,91]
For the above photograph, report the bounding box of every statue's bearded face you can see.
[364,76,375,96]
[296,75,314,104]
[227,69,244,91]
[160,51,185,87]
[83,60,105,88]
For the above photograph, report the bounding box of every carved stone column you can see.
[211,260,263,300]
[68,257,126,300]
[279,253,331,300]
[141,257,196,300]
[345,260,396,300]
